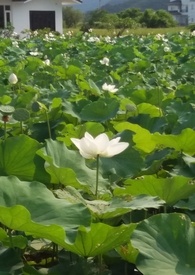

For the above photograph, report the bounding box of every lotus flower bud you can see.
[8,73,18,84]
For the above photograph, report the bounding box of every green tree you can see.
[139,8,177,28]
[87,9,108,27]
[139,9,155,27]
[155,9,177,27]
[63,6,84,28]
[118,8,142,23]
[86,9,119,29]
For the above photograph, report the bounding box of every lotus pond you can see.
[0,29,195,275]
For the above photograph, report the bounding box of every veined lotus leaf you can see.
[37,139,109,195]
[0,176,91,243]
[131,213,195,275]
[0,135,41,181]
[0,247,24,274]
[80,97,119,122]
[153,128,195,155]
[114,175,195,205]
[64,222,136,257]
[86,195,164,220]
[114,122,156,153]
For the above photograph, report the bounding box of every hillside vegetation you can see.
[64,7,177,30]
[102,0,170,13]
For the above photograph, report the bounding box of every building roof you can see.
[12,0,82,3]
[62,0,82,4]
[168,0,181,4]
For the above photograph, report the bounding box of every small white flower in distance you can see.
[104,36,111,43]
[8,73,18,84]
[11,32,18,37]
[191,30,195,36]
[155,33,164,40]
[12,41,19,48]
[44,59,50,66]
[49,32,54,37]
[88,36,100,43]
[33,30,38,36]
[71,132,129,159]
[100,57,110,66]
[30,48,42,56]
[164,46,171,52]
[102,83,118,93]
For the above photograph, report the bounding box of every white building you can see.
[0,0,81,34]
[168,0,195,25]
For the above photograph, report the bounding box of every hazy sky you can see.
[73,0,111,12]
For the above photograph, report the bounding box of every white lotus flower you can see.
[100,57,110,66]
[71,132,129,159]
[102,83,118,93]
[164,46,171,52]
[191,30,195,36]
[44,59,50,66]
[87,36,100,43]
[8,73,18,84]
[12,41,19,48]
[155,33,164,40]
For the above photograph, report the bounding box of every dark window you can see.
[6,12,10,23]
[5,6,10,11]
[0,6,4,28]
[30,11,55,31]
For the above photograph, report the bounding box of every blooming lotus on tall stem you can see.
[71,132,129,198]
[102,83,118,93]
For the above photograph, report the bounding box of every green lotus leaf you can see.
[0,205,67,246]
[86,195,164,220]
[114,175,195,205]
[131,213,195,275]
[0,248,24,274]
[0,229,7,241]
[100,145,144,178]
[25,56,44,72]
[174,193,195,211]
[3,235,28,249]
[116,242,138,264]
[32,101,47,112]
[137,103,162,117]
[114,122,156,153]
[80,98,119,122]
[0,176,91,243]
[88,79,101,95]
[66,64,81,78]
[37,139,109,195]
[0,95,12,105]
[64,223,136,257]
[0,135,41,181]
[22,264,43,275]
[153,128,195,155]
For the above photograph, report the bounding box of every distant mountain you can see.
[102,0,170,13]
[73,0,111,12]
[73,0,170,13]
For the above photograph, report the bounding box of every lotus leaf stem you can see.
[95,154,100,199]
